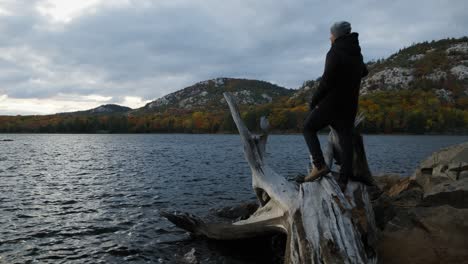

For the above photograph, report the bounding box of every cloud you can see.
[0,93,150,115]
[0,93,107,115]
[0,0,467,114]
[37,0,102,23]
[121,96,151,109]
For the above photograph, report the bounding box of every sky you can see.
[0,0,466,115]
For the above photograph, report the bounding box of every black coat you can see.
[309,32,368,121]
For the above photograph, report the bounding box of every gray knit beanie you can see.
[330,21,351,38]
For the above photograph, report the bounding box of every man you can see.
[302,21,368,192]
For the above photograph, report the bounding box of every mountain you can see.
[293,37,468,105]
[59,104,132,115]
[134,77,294,113]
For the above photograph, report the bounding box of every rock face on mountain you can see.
[373,142,468,264]
[362,67,414,91]
[136,78,294,113]
[87,104,132,114]
[360,39,468,96]
[59,104,132,115]
[294,37,468,104]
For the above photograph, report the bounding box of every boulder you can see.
[411,142,468,193]
[421,177,468,209]
[378,205,468,264]
[373,173,402,193]
[374,174,424,207]
[407,142,468,208]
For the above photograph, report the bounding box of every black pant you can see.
[303,106,354,180]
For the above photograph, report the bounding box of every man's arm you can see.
[309,49,339,110]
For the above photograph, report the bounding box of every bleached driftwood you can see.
[161,92,378,263]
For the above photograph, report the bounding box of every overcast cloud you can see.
[0,0,467,114]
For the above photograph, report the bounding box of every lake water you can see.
[0,134,467,263]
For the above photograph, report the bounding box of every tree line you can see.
[0,89,467,134]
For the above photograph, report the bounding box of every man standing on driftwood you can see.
[303,21,368,191]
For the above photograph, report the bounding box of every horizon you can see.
[0,0,467,115]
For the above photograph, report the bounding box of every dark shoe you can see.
[304,164,330,182]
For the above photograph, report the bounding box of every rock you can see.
[424,69,447,81]
[182,248,198,264]
[408,54,425,61]
[386,176,413,197]
[450,65,468,80]
[421,177,468,209]
[378,205,468,264]
[411,142,468,193]
[419,142,468,167]
[373,174,423,206]
[373,173,402,193]
[372,175,423,229]
[446,42,468,54]
[361,67,414,92]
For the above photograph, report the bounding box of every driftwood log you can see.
[161,92,378,263]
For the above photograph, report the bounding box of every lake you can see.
[0,134,467,263]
